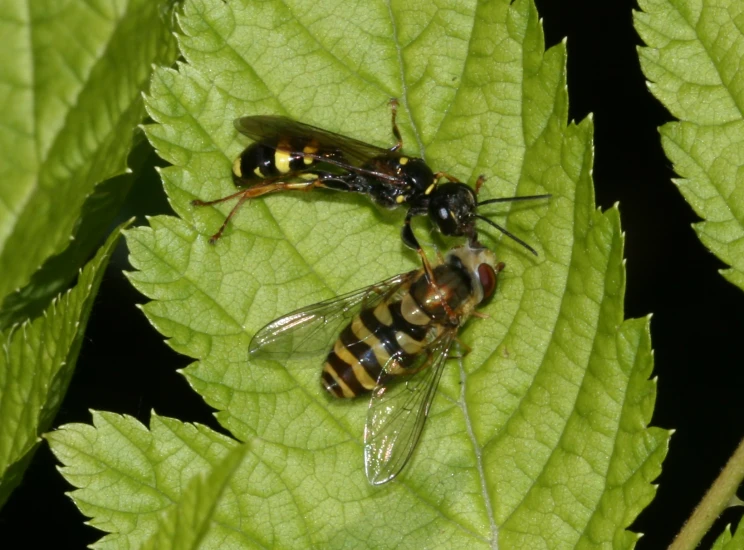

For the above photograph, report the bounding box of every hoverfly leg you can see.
[388,98,403,153]
[449,338,472,359]
[405,351,436,377]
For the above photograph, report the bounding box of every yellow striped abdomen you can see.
[321,297,433,398]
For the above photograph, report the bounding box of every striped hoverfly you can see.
[249,242,504,484]
[192,100,549,279]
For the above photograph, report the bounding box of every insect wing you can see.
[234,116,395,168]
[249,272,416,361]
[364,330,457,485]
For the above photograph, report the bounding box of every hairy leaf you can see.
[0,222,128,508]
[56,0,667,547]
[635,0,744,289]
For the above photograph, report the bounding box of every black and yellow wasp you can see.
[249,242,503,485]
[192,100,549,277]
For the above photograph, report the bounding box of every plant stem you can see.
[669,436,744,549]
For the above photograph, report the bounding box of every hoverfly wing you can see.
[249,272,416,361]
[364,330,457,485]
[234,116,394,167]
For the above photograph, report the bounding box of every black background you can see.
[2,1,743,548]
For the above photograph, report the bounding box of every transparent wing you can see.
[249,271,416,361]
[364,330,457,485]
[234,116,394,166]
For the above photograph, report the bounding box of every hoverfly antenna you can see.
[474,215,539,256]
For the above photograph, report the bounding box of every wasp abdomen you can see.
[232,138,324,185]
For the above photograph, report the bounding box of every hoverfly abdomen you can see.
[321,300,433,398]
[320,250,481,400]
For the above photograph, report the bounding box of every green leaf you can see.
[0,138,153,329]
[0,0,178,311]
[47,413,238,549]
[712,516,744,550]
[635,0,744,289]
[0,221,129,509]
[59,0,668,547]
[139,444,249,550]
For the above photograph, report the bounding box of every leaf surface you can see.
[56,0,667,547]
[635,0,744,288]
[712,516,744,550]
[0,222,128,508]
[0,0,177,311]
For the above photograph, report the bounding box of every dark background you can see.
[2,1,743,547]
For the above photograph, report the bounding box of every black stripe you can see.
[388,301,430,340]
[320,369,344,398]
[324,350,366,396]
[339,325,383,384]
[359,308,419,369]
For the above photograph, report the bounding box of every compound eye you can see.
[478,263,497,299]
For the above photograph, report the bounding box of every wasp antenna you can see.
[475,215,538,256]
[477,193,552,207]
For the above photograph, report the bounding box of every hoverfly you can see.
[192,100,549,278]
[249,242,504,485]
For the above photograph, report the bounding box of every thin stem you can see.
[669,436,744,549]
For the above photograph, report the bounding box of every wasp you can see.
[192,101,549,277]
[249,242,504,485]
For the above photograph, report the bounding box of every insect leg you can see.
[193,177,340,244]
[401,213,457,321]
[433,171,463,184]
[449,337,472,359]
[401,212,433,279]
[191,188,250,207]
[474,174,486,195]
[388,98,403,152]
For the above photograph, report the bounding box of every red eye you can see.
[478,264,497,299]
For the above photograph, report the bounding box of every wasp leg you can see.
[401,213,457,321]
[194,176,348,244]
[433,171,463,184]
[474,174,487,195]
[401,213,434,279]
[388,98,403,153]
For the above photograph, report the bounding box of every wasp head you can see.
[427,182,478,239]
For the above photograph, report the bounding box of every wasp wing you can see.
[364,329,457,485]
[234,116,396,168]
[249,271,417,361]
